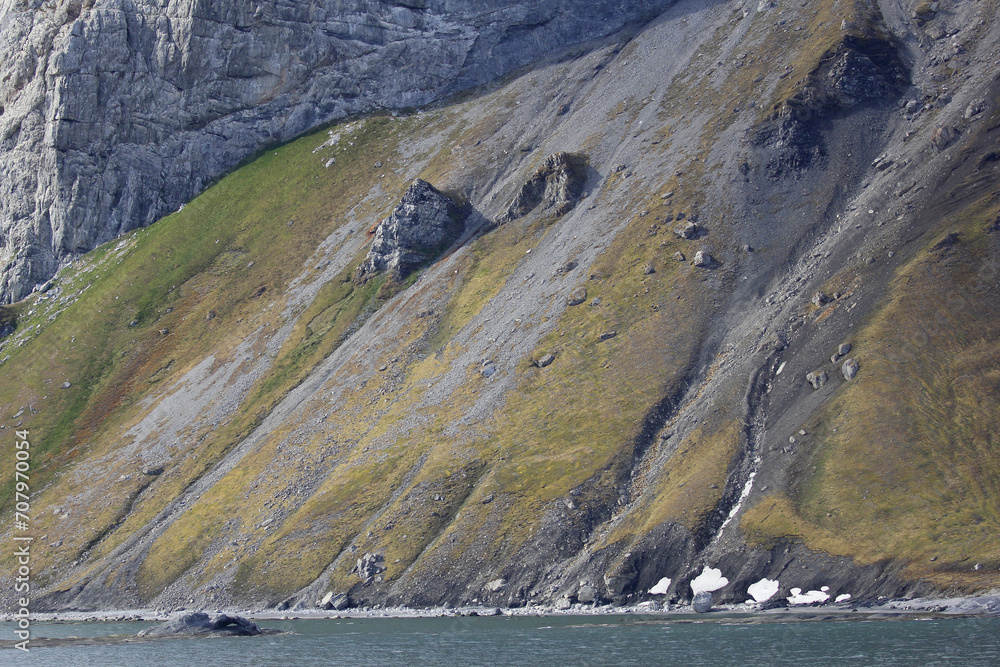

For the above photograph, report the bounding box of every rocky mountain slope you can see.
[1,0,999,613]
[0,0,672,303]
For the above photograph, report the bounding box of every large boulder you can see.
[319,591,351,610]
[576,584,598,604]
[354,180,462,283]
[806,369,829,390]
[692,591,713,613]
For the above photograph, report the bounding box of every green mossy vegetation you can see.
[0,112,420,578]
[742,196,1000,592]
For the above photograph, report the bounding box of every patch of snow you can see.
[835,593,852,603]
[690,566,729,594]
[648,577,671,595]
[788,587,830,605]
[718,461,760,531]
[747,578,779,603]
[776,361,786,375]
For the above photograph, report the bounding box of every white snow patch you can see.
[776,361,786,375]
[648,577,672,595]
[835,593,852,603]
[690,566,729,594]
[787,587,830,605]
[747,578,780,603]
[718,461,760,532]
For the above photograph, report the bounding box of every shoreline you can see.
[5,593,999,625]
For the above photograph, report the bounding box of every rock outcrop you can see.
[354,179,462,283]
[353,552,387,582]
[0,0,669,303]
[751,24,906,176]
[494,152,586,225]
[137,612,263,637]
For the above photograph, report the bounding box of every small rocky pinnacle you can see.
[354,180,462,284]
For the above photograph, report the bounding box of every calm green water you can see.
[3,615,1000,666]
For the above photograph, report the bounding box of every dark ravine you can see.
[2,0,1000,616]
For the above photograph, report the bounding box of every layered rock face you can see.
[0,0,672,303]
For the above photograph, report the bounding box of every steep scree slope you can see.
[1,0,999,612]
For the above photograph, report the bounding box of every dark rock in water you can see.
[137,612,262,638]
[495,152,586,225]
[692,591,713,613]
[355,180,462,283]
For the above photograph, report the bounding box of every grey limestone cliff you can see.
[0,0,672,303]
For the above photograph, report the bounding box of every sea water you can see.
[2,614,999,666]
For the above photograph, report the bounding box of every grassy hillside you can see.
[3,0,1000,610]
[743,193,1000,592]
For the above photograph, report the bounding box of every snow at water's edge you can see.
[690,566,729,594]
[747,578,779,603]
[648,577,671,595]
